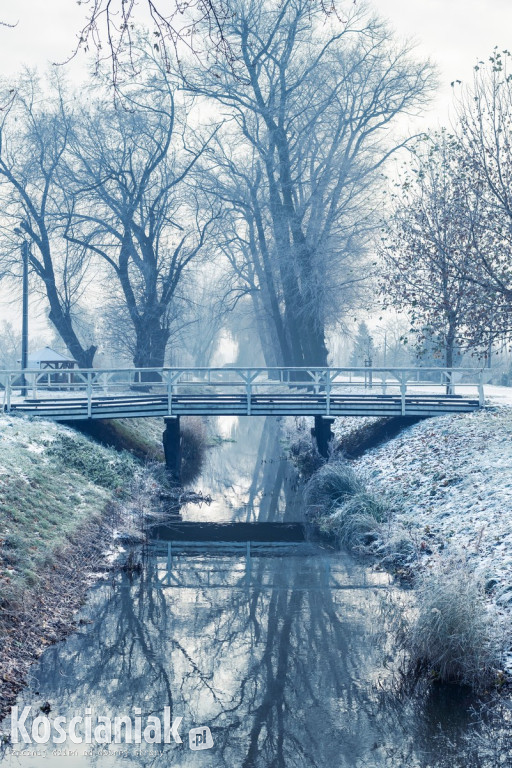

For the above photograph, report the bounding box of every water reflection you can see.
[5,550,395,768]
[1,418,506,767]
[185,417,299,523]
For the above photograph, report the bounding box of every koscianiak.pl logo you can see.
[9,706,213,751]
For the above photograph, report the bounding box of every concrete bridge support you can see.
[312,416,335,459]
[163,416,182,484]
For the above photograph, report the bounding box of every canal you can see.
[0,417,500,767]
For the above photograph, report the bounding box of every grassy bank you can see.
[74,415,208,485]
[289,411,512,690]
[0,411,214,719]
[0,414,141,720]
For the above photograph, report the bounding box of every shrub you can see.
[317,490,387,549]
[406,563,502,689]
[289,432,324,478]
[304,460,363,519]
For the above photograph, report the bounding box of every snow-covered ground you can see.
[341,387,512,664]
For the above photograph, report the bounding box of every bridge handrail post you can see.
[325,371,331,416]
[442,368,454,396]
[167,541,172,586]
[246,375,252,415]
[87,372,92,418]
[478,369,485,407]
[167,373,173,416]
[6,374,11,413]
[400,372,407,416]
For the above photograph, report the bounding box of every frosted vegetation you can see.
[297,406,512,688]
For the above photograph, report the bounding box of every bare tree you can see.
[188,0,434,367]
[62,46,221,370]
[66,0,347,87]
[0,72,97,367]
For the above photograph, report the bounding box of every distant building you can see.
[20,346,78,371]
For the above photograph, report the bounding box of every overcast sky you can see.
[1,0,510,115]
[1,0,511,338]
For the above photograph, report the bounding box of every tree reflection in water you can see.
[4,419,502,768]
[14,548,390,767]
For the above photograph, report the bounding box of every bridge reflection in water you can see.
[1,417,488,768]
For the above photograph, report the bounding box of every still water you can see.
[0,418,497,767]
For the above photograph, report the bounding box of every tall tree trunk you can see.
[48,305,96,368]
[249,186,293,365]
[27,228,97,368]
[133,315,169,382]
[274,127,329,368]
[264,159,305,367]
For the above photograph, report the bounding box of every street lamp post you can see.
[14,226,29,396]
[21,239,29,395]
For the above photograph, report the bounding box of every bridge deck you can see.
[5,392,480,419]
[1,366,484,420]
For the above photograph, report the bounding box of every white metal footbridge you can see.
[1,366,484,420]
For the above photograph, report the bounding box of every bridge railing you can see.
[0,366,485,416]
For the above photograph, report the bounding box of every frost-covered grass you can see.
[304,459,390,551]
[348,404,512,671]
[180,417,208,485]
[297,403,512,684]
[0,415,135,594]
[304,460,363,515]
[406,561,504,689]
[91,417,165,461]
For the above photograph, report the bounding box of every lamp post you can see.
[21,240,29,395]
[14,228,29,396]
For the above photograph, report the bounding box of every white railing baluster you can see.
[478,370,485,407]
[167,373,173,416]
[246,373,252,415]
[6,374,11,413]
[87,372,92,418]
[400,373,407,415]
[325,371,331,416]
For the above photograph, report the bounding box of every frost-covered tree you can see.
[188,0,434,367]
[0,72,97,367]
[380,133,491,368]
[455,49,512,340]
[62,45,220,369]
